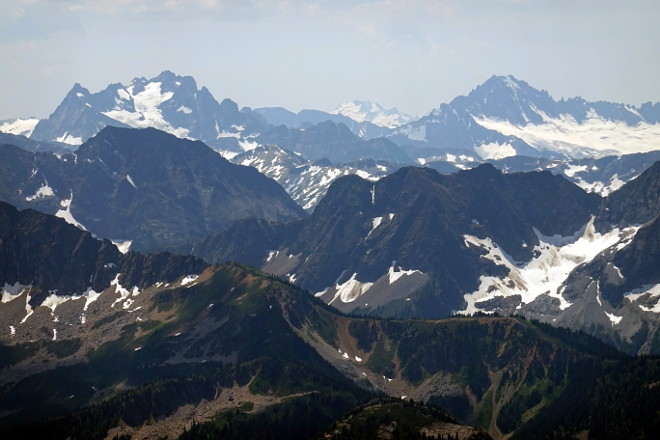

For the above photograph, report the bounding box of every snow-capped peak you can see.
[332,100,413,128]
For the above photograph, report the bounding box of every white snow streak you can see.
[55,192,86,230]
[126,174,137,189]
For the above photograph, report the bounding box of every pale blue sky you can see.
[1,0,659,120]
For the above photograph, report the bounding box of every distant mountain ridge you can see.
[6,71,658,163]
[390,75,660,160]
[332,100,414,128]
[0,126,305,251]
[231,146,660,212]
[256,120,412,164]
[254,106,391,139]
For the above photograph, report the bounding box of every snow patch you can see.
[474,142,517,160]
[55,132,83,146]
[42,293,72,314]
[388,264,423,285]
[330,273,373,304]
[112,240,132,254]
[177,105,193,114]
[111,274,140,308]
[461,218,637,314]
[25,183,55,201]
[367,216,383,238]
[564,164,588,178]
[2,282,32,303]
[625,284,660,304]
[0,117,40,137]
[181,274,199,286]
[55,192,86,230]
[266,250,280,263]
[604,311,622,326]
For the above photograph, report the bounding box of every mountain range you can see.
[0,126,304,251]
[1,202,658,439]
[3,71,659,163]
[231,144,660,212]
[187,161,660,355]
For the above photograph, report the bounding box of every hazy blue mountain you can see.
[390,75,660,160]
[254,106,392,139]
[257,120,411,164]
[30,71,268,153]
[332,100,414,128]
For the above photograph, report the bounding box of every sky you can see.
[1,0,659,120]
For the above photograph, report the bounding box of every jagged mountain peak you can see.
[65,83,91,99]
[29,71,268,152]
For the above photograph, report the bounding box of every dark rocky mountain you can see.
[188,162,660,354]
[29,71,268,153]
[0,126,305,251]
[390,75,660,160]
[254,106,392,139]
[257,120,412,164]
[599,160,660,227]
[0,200,207,299]
[189,164,599,308]
[0,209,657,439]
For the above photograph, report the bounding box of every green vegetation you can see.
[180,391,365,440]
[323,399,491,440]
[366,337,395,377]
[1,264,658,440]
[348,319,378,352]
[0,342,41,369]
[45,338,82,358]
